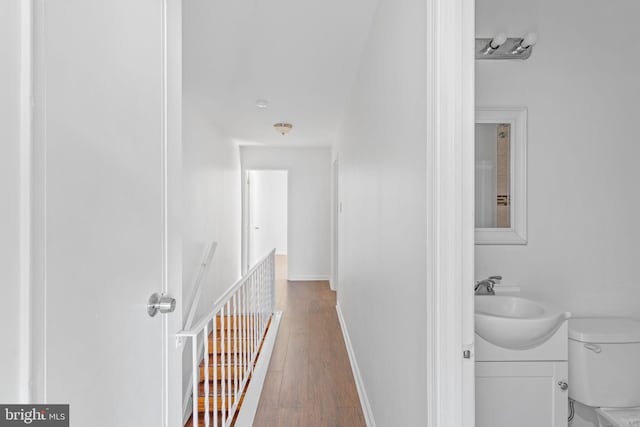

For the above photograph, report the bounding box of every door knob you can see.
[147,293,176,317]
[558,381,569,391]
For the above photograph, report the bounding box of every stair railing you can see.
[177,248,276,427]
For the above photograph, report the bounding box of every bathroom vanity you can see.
[475,295,570,427]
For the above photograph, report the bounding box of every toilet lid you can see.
[569,318,640,343]
[597,407,640,426]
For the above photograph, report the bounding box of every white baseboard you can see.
[234,311,282,426]
[335,303,376,427]
[287,275,330,281]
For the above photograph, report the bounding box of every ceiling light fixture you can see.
[256,99,269,109]
[274,123,293,136]
[475,32,538,60]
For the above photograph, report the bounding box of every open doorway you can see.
[246,170,288,276]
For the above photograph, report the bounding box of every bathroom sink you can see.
[475,295,570,350]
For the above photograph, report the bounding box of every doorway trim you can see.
[241,169,289,275]
[425,0,475,426]
[331,156,339,293]
[19,0,34,404]
[162,1,184,426]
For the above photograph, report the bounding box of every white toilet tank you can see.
[569,318,640,408]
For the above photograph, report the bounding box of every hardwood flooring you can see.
[252,256,366,427]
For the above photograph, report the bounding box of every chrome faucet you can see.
[474,276,502,295]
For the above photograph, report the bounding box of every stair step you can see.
[207,337,252,354]
[197,381,241,396]
[185,412,233,427]
[197,393,245,412]
[215,316,254,331]
[198,365,246,380]
[201,353,241,365]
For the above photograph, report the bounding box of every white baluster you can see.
[253,274,258,366]
[239,285,244,388]
[226,299,232,419]
[262,263,266,328]
[213,315,218,427]
[233,293,239,404]
[192,337,198,427]
[204,322,210,427]
[220,305,226,426]
[259,264,263,336]
[271,252,275,314]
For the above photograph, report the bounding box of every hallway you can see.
[253,256,366,426]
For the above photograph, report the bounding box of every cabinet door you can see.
[476,361,568,427]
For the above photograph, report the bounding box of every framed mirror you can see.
[475,107,527,244]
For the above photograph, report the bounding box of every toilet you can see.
[569,318,640,427]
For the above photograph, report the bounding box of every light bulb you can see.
[490,33,507,49]
[521,32,537,48]
[511,32,538,54]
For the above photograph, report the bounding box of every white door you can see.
[34,1,182,426]
[248,170,288,267]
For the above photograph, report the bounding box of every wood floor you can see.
[252,256,366,427]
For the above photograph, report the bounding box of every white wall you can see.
[0,0,23,403]
[181,101,242,321]
[476,2,640,426]
[241,146,331,280]
[182,0,242,317]
[335,0,428,424]
[476,0,640,319]
[182,0,243,411]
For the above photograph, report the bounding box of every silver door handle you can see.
[558,381,569,391]
[147,293,176,317]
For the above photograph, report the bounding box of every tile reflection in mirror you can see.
[475,123,510,228]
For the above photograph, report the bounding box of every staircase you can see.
[184,315,272,427]
[178,249,276,427]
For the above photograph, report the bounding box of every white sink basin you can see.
[475,295,570,350]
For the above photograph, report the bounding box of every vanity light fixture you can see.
[481,33,507,55]
[511,32,537,55]
[273,122,293,136]
[475,32,537,60]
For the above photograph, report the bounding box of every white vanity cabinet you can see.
[476,361,568,427]
[475,321,569,427]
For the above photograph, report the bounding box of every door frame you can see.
[331,156,339,293]
[163,1,184,426]
[241,169,289,275]
[425,0,475,426]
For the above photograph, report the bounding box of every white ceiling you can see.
[183,0,380,146]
